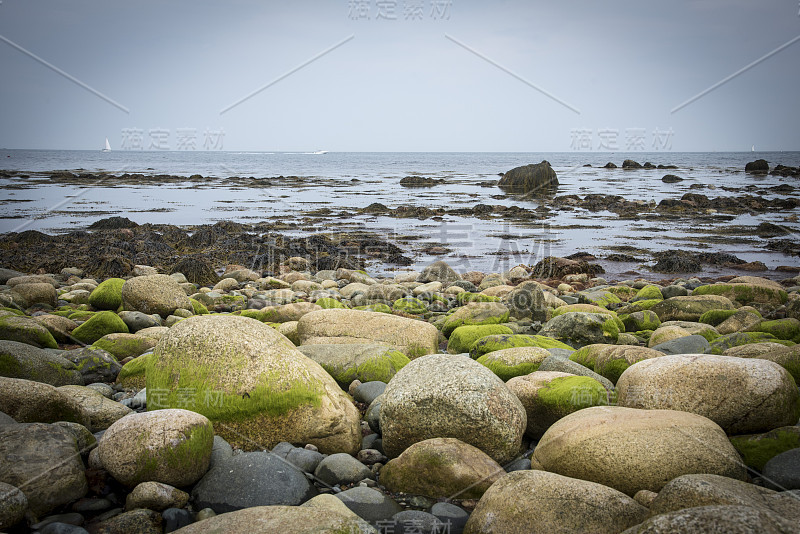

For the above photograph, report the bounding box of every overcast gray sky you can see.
[0,1,798,152]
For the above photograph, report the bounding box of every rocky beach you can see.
[1,156,800,533]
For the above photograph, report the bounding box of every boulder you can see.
[191,451,318,514]
[0,314,58,348]
[88,278,125,311]
[745,159,770,174]
[98,409,213,487]
[538,312,622,348]
[650,295,735,322]
[717,310,763,334]
[0,340,83,385]
[464,470,648,534]
[379,354,526,464]
[620,505,795,533]
[533,406,747,496]
[334,487,403,524]
[469,334,573,359]
[61,346,122,384]
[441,302,510,337]
[122,275,192,317]
[126,481,189,512]
[91,333,156,360]
[0,377,89,426]
[32,314,78,343]
[647,325,689,347]
[9,282,57,309]
[497,161,559,193]
[617,354,799,435]
[501,281,547,321]
[419,261,461,284]
[506,371,607,439]
[71,311,129,345]
[148,315,361,453]
[0,423,87,516]
[0,481,26,530]
[763,447,800,491]
[380,438,504,500]
[297,309,438,358]
[297,343,409,388]
[475,346,551,381]
[57,385,133,431]
[692,283,788,308]
[171,505,373,534]
[538,354,614,392]
[620,310,661,332]
[651,334,711,355]
[313,453,373,486]
[447,325,513,354]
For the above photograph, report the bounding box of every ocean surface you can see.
[1,150,799,278]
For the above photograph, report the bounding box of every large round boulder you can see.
[533,406,747,496]
[297,343,409,388]
[98,409,213,487]
[379,353,526,464]
[442,302,510,337]
[617,354,800,435]
[650,295,735,322]
[0,377,89,426]
[538,312,622,347]
[0,340,83,386]
[464,470,648,534]
[148,315,361,454]
[497,161,559,194]
[122,275,192,317]
[297,309,438,359]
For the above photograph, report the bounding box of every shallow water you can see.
[1,150,799,278]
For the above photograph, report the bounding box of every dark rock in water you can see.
[498,161,558,194]
[606,253,643,263]
[757,222,792,238]
[88,217,139,230]
[770,164,799,177]
[362,203,389,214]
[658,164,678,169]
[603,162,617,169]
[643,162,656,169]
[532,256,605,279]
[170,256,218,287]
[652,251,701,273]
[564,252,597,262]
[662,174,683,183]
[400,176,444,187]
[622,160,642,169]
[745,159,769,174]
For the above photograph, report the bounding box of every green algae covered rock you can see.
[579,289,622,307]
[316,297,347,309]
[470,334,573,359]
[551,304,617,318]
[379,437,504,500]
[233,309,270,322]
[632,285,664,302]
[353,303,393,314]
[756,318,800,342]
[88,278,125,311]
[0,314,59,349]
[569,344,617,371]
[148,314,361,454]
[456,292,500,305]
[117,353,154,389]
[298,343,410,388]
[707,332,794,355]
[447,324,513,354]
[616,299,662,314]
[699,309,744,326]
[476,346,551,381]
[98,409,213,487]
[592,345,664,385]
[729,426,800,471]
[71,311,129,345]
[441,302,510,337]
[651,295,736,322]
[190,298,209,315]
[538,312,623,348]
[91,333,156,360]
[506,372,608,439]
[0,340,83,386]
[392,297,427,315]
[0,376,90,427]
[692,283,788,308]
[619,310,661,332]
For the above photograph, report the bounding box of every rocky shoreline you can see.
[1,250,800,533]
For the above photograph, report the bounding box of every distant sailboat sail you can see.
[751,145,755,152]
[102,138,111,152]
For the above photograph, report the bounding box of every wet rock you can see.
[497,161,558,194]
[0,340,83,386]
[745,159,770,174]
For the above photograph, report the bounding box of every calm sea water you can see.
[1,150,799,277]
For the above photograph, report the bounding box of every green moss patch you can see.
[569,344,614,371]
[699,309,740,326]
[757,319,800,341]
[353,304,393,314]
[117,353,154,389]
[693,284,788,306]
[0,315,59,349]
[632,285,664,302]
[190,298,209,315]
[456,292,500,305]
[316,297,347,309]
[469,334,572,359]
[91,333,156,360]
[537,376,608,411]
[708,331,794,355]
[71,311,129,345]
[393,297,428,315]
[730,427,800,471]
[619,310,661,332]
[133,421,214,485]
[88,278,125,311]
[448,324,513,354]
[477,352,546,381]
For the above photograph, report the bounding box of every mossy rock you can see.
[117,353,154,389]
[0,339,83,385]
[71,311,129,345]
[190,298,209,315]
[729,426,800,471]
[315,297,347,310]
[699,309,741,326]
[0,315,59,349]
[693,283,788,307]
[579,290,622,307]
[392,297,427,315]
[569,344,617,371]
[707,332,794,355]
[233,309,271,322]
[538,312,623,348]
[353,304,393,314]
[476,346,550,381]
[593,346,664,385]
[91,333,156,361]
[88,278,125,311]
[448,325,513,354]
[442,302,511,337]
[0,307,24,316]
[632,285,664,302]
[298,343,410,388]
[68,311,96,322]
[616,299,662,314]
[607,285,637,301]
[456,292,500,305]
[756,318,800,342]
[551,304,618,317]
[619,310,661,332]
[469,334,573,359]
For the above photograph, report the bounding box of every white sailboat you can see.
[751,145,755,152]
[102,138,111,152]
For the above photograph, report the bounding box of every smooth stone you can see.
[125,481,189,512]
[0,481,27,530]
[314,453,374,486]
[352,381,387,405]
[650,334,710,355]
[431,502,470,534]
[335,487,403,524]
[763,447,800,491]
[285,447,324,473]
[162,508,192,533]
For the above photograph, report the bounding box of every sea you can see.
[1,150,799,278]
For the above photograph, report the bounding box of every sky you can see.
[0,0,798,152]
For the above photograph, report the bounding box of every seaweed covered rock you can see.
[71,311,129,345]
[116,352,153,389]
[148,315,361,454]
[693,283,788,308]
[617,354,799,434]
[0,314,58,349]
[91,332,156,360]
[379,353,526,464]
[589,345,664,384]
[380,438,504,500]
[171,256,219,287]
[650,295,735,322]
[297,343,409,388]
[297,308,438,359]
[730,426,800,471]
[538,312,623,348]
[498,161,559,194]
[469,334,573,359]
[707,331,792,355]
[533,406,746,496]
[88,278,125,311]
[122,275,192,317]
[506,371,607,439]
[98,409,213,487]
[441,302,510,337]
[0,340,83,386]
[447,324,513,354]
[476,346,551,381]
